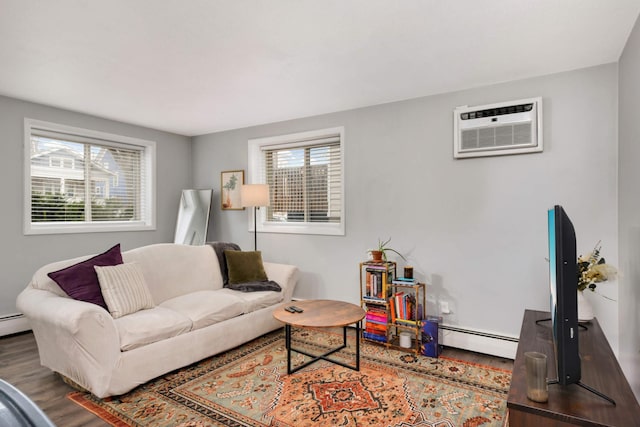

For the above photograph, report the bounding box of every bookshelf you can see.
[359,261,426,353]
[359,261,396,344]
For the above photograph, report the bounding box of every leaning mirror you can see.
[174,189,213,245]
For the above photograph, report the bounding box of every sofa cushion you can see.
[159,290,245,330]
[224,250,282,292]
[47,243,122,309]
[114,307,192,351]
[95,263,155,319]
[225,250,268,283]
[122,244,223,304]
[217,288,284,313]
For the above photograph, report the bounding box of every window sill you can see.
[258,221,345,236]
[24,221,155,235]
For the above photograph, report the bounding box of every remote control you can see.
[290,306,304,313]
[284,306,297,313]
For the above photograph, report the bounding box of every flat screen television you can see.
[547,205,581,385]
[546,205,615,404]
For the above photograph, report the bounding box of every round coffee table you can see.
[273,299,366,374]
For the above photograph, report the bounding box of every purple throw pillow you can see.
[47,244,123,309]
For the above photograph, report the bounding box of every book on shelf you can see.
[364,268,394,300]
[363,331,387,343]
[363,295,387,303]
[364,323,387,336]
[395,319,418,326]
[364,302,388,341]
[389,297,397,322]
[365,321,386,330]
[365,314,387,324]
[389,292,421,322]
[363,261,394,269]
[365,315,387,325]
[365,319,387,331]
[395,292,405,319]
[365,305,388,322]
[364,265,388,270]
[392,280,418,286]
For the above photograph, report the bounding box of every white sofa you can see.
[16,243,299,398]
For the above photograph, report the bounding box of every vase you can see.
[577,290,594,322]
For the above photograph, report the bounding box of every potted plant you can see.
[368,238,406,262]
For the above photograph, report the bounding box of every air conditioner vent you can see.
[459,102,534,120]
[454,97,542,158]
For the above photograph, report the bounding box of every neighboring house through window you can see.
[24,118,156,234]
[248,127,345,236]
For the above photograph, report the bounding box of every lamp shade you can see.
[240,184,270,207]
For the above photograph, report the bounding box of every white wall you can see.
[193,64,619,352]
[618,14,640,398]
[0,95,192,318]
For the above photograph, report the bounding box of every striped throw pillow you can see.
[95,263,154,318]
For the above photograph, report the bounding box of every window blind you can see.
[29,130,146,224]
[262,136,342,224]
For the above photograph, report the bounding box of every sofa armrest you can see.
[16,285,121,396]
[17,287,114,334]
[263,262,299,301]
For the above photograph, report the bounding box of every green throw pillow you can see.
[225,250,268,284]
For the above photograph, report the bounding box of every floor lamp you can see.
[240,184,270,251]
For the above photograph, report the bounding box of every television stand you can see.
[507,310,640,426]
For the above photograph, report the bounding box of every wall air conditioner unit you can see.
[453,97,542,159]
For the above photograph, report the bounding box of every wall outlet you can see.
[439,301,451,314]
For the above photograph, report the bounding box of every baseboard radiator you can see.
[439,324,518,359]
[344,322,518,359]
[0,313,31,337]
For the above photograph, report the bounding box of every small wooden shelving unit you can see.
[386,281,425,353]
[359,260,425,354]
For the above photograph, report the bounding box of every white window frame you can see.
[247,127,345,236]
[24,118,156,235]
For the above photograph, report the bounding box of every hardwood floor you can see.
[441,345,514,370]
[0,331,513,426]
[0,331,108,426]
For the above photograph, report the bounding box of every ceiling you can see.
[1,1,639,137]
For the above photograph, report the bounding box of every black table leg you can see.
[286,324,361,374]
[285,324,292,374]
[355,320,361,371]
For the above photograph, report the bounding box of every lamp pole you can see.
[253,206,258,251]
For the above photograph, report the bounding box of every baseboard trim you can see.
[0,314,31,336]
[440,324,518,359]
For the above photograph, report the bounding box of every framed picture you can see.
[221,170,244,210]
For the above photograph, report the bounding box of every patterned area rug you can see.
[68,328,511,427]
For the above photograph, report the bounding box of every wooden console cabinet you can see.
[507,309,640,426]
